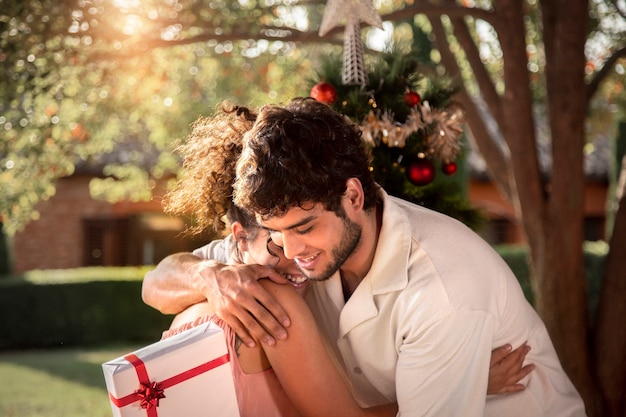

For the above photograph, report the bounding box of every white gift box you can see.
[102,321,240,417]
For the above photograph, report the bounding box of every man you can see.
[144,98,585,416]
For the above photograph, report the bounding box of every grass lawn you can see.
[0,344,141,417]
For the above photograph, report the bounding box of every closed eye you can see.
[293,226,313,235]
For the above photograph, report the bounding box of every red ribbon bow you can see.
[109,352,230,417]
[137,381,166,409]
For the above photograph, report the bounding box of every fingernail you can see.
[277,330,287,341]
[283,319,291,327]
[505,344,512,352]
[264,337,276,346]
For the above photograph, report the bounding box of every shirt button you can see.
[353,367,362,374]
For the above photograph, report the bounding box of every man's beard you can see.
[302,215,362,282]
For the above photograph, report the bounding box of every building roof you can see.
[466,128,612,183]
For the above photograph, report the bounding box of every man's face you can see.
[260,201,362,282]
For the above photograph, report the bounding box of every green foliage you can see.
[0,269,173,350]
[15,265,154,284]
[369,141,484,229]
[0,0,318,234]
[0,223,10,275]
[583,240,609,320]
[493,244,533,300]
[1,1,85,233]
[494,242,608,320]
[312,53,459,123]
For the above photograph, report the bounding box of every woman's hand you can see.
[487,342,535,395]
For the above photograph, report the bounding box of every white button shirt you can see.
[305,190,586,416]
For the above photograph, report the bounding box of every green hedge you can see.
[494,241,607,319]
[0,268,174,351]
[0,223,10,275]
[0,243,607,351]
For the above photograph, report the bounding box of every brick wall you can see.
[8,174,205,274]
[11,175,117,273]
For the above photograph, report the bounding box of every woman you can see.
[157,102,533,417]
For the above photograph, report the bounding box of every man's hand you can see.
[194,262,291,348]
[487,342,535,395]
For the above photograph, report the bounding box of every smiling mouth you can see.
[294,253,318,270]
[283,273,307,285]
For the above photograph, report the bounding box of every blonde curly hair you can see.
[163,101,257,237]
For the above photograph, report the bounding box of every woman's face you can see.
[241,227,308,295]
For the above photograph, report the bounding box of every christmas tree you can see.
[307,53,483,229]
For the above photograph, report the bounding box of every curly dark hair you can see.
[233,97,378,219]
[163,101,257,237]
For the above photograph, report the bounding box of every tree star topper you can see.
[318,0,383,37]
[319,0,383,86]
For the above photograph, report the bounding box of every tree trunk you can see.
[535,1,598,413]
[431,0,598,413]
[428,0,619,414]
[593,155,626,417]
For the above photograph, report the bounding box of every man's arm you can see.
[142,252,212,314]
[142,250,291,347]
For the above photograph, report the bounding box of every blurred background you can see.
[1,0,625,416]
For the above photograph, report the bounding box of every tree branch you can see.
[449,16,504,127]
[587,45,626,102]
[380,3,496,26]
[429,16,512,199]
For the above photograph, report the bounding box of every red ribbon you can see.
[109,352,230,417]
[136,380,165,410]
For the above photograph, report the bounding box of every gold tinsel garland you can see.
[358,101,465,163]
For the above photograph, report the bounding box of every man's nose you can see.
[272,232,304,260]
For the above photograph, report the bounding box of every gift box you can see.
[102,321,240,417]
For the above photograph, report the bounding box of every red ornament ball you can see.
[406,158,435,186]
[404,91,421,107]
[310,81,337,104]
[442,161,458,176]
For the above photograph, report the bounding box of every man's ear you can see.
[344,178,365,211]
[231,222,249,252]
